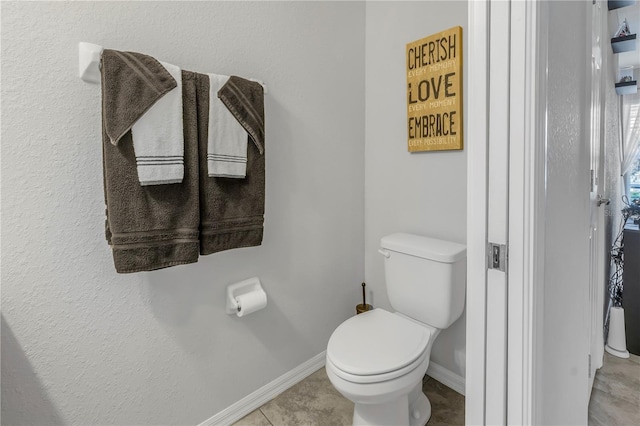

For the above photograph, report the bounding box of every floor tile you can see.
[259,367,354,426]
[423,377,465,426]
[588,352,640,426]
[236,368,465,426]
[232,409,272,426]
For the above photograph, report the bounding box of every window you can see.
[629,156,640,204]
[622,97,639,206]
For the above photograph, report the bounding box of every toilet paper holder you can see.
[226,277,265,314]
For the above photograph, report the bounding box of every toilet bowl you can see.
[326,308,440,426]
[325,233,466,426]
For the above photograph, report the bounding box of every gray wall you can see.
[1,2,365,424]
[364,1,468,378]
[541,1,591,424]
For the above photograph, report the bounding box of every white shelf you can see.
[615,80,638,95]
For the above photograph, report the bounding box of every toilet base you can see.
[352,382,431,426]
[408,384,431,426]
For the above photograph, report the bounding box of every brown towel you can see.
[198,75,265,254]
[101,49,177,146]
[218,76,265,154]
[101,51,200,273]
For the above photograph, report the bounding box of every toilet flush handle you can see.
[378,248,390,258]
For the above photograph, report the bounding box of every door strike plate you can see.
[488,243,507,272]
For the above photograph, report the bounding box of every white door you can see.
[485,1,511,423]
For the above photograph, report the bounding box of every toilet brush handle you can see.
[362,282,366,306]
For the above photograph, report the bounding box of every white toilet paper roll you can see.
[235,290,267,317]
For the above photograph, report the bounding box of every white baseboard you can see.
[427,361,466,396]
[199,351,327,426]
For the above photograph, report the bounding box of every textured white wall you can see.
[540,1,591,424]
[364,1,468,378]
[0,1,365,425]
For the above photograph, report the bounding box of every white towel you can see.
[131,61,184,185]
[207,74,248,178]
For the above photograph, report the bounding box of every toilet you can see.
[325,233,466,426]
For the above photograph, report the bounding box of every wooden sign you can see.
[406,26,463,152]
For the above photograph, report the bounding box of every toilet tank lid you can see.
[380,233,466,263]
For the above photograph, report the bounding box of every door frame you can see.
[588,0,607,384]
[466,1,547,424]
[465,1,490,421]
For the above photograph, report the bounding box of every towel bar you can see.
[78,42,268,93]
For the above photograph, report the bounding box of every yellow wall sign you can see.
[407,26,463,152]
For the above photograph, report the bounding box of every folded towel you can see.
[131,61,184,185]
[218,76,265,155]
[101,49,176,146]
[101,49,200,273]
[196,74,266,255]
[207,74,249,178]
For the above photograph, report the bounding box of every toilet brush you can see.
[356,282,373,314]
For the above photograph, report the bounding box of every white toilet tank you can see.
[380,233,466,329]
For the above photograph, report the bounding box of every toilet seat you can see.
[327,309,432,384]
[326,351,428,384]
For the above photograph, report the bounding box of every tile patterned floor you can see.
[233,350,639,425]
[588,352,640,426]
[233,368,464,426]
